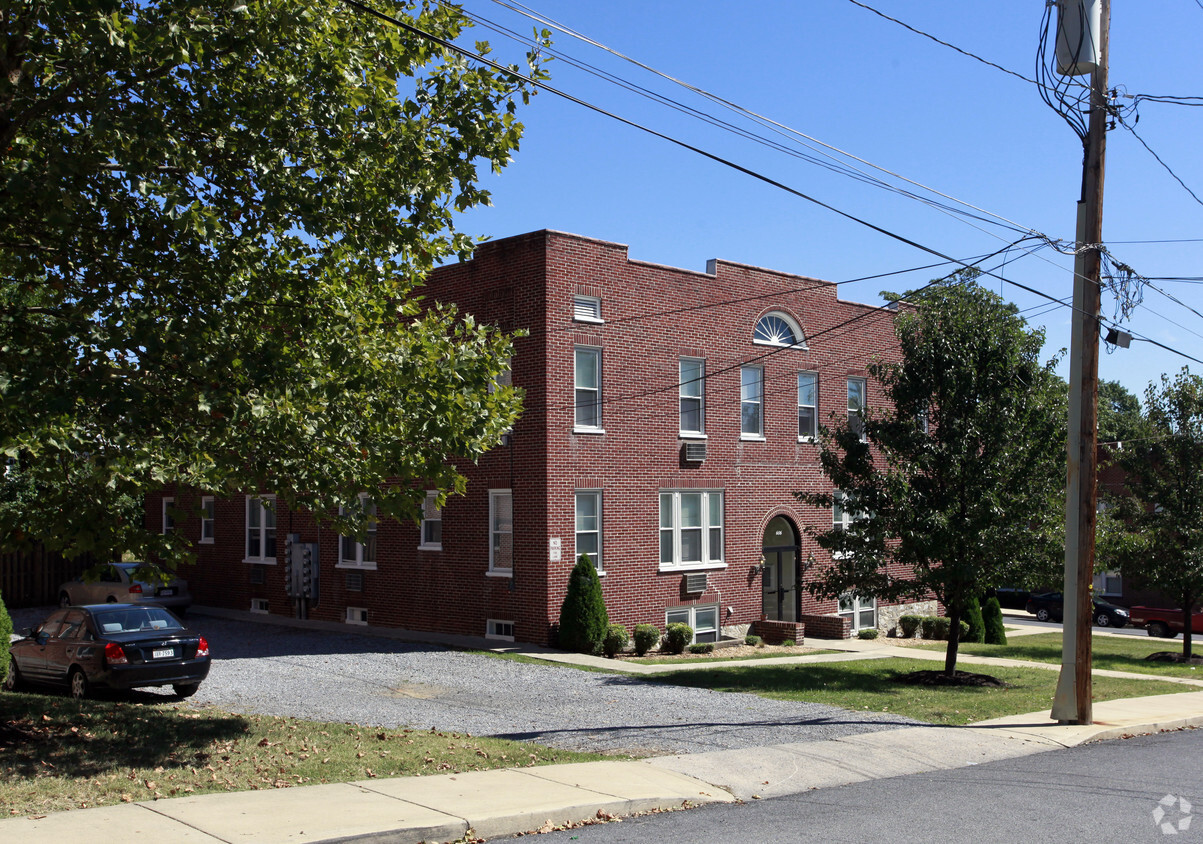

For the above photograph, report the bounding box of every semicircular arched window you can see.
[753,312,806,348]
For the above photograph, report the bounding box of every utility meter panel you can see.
[284,533,320,606]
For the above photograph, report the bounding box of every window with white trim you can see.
[753,312,805,348]
[345,607,368,626]
[489,490,513,575]
[679,358,705,436]
[666,604,720,644]
[659,490,724,570]
[162,497,175,535]
[847,377,867,441]
[486,619,515,641]
[339,495,377,569]
[200,496,215,544]
[573,295,603,323]
[740,366,763,439]
[798,372,818,440]
[250,598,268,614]
[245,496,276,563]
[575,491,602,572]
[419,492,442,550]
[574,346,603,431]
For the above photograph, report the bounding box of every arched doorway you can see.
[761,516,799,623]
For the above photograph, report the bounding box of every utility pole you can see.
[1051,0,1110,725]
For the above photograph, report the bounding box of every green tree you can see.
[799,272,1065,677]
[1101,369,1203,660]
[1098,379,1143,444]
[982,596,1007,645]
[557,554,608,655]
[0,1,548,564]
[962,594,985,644]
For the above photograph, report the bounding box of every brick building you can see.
[158,230,935,644]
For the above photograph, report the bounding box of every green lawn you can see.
[909,632,1203,678]
[646,657,1188,726]
[0,693,608,817]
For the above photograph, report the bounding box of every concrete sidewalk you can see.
[6,689,1203,844]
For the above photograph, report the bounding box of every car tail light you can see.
[105,642,128,665]
[197,636,210,658]
[128,583,143,595]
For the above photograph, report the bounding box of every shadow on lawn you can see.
[643,662,918,695]
[0,692,249,780]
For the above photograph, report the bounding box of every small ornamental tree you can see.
[557,553,609,655]
[963,595,985,644]
[983,596,1008,645]
[0,591,11,686]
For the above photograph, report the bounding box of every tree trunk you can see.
[944,606,962,676]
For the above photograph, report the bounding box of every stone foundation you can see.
[878,600,938,637]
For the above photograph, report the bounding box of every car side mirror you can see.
[19,626,32,638]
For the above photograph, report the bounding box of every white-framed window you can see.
[338,495,377,569]
[678,358,705,436]
[753,312,805,348]
[250,598,268,614]
[659,490,724,571]
[486,619,515,641]
[574,346,603,432]
[419,491,442,551]
[666,604,720,644]
[573,295,603,323]
[798,372,818,441]
[575,491,603,572]
[839,592,877,632]
[200,496,215,544]
[488,489,513,576]
[740,366,764,439]
[162,497,175,535]
[345,607,368,626]
[847,377,867,441]
[244,495,277,564]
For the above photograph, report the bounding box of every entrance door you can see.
[761,516,799,623]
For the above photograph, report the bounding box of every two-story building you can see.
[156,230,935,644]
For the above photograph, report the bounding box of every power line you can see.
[1118,118,1203,208]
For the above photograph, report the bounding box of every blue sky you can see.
[449,1,1203,401]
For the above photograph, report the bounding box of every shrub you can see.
[0,591,10,687]
[898,615,923,638]
[857,628,879,640]
[688,643,714,655]
[780,639,795,648]
[983,597,1008,645]
[557,553,609,655]
[662,622,693,655]
[744,634,763,647]
[963,596,986,643]
[602,624,629,658]
[919,616,940,639]
[959,619,971,639]
[633,624,660,656]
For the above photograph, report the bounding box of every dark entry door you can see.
[761,516,798,623]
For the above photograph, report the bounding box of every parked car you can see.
[58,562,191,612]
[1023,592,1131,627]
[985,586,1032,610]
[1126,606,1203,638]
[3,604,210,699]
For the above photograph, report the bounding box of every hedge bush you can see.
[744,634,763,647]
[633,623,660,656]
[0,591,10,687]
[662,622,693,655]
[963,596,986,643]
[983,596,1008,645]
[857,628,879,640]
[557,553,609,655]
[602,623,629,658]
[920,616,940,639]
[688,643,714,655]
[898,615,923,638]
[781,639,795,648]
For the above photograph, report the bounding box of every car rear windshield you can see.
[93,607,184,634]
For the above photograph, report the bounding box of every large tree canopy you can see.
[1100,369,1203,660]
[799,273,1066,676]
[0,1,548,564]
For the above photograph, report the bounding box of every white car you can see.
[58,562,192,613]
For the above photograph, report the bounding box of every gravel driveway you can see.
[9,607,918,756]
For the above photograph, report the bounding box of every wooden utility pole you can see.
[1051,0,1110,725]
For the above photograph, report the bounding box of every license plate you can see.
[158,588,175,597]
[152,648,175,659]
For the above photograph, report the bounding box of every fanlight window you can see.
[754,312,805,347]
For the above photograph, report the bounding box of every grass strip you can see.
[646,657,1188,726]
[0,693,608,817]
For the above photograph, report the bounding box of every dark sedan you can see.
[1024,592,1130,627]
[4,604,210,699]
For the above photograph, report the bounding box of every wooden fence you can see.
[1,546,97,608]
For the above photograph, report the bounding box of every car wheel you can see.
[3,659,22,692]
[1095,612,1112,627]
[68,667,89,700]
[1148,621,1172,638]
[173,684,200,698]
[58,591,72,609]
[1036,608,1052,622]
